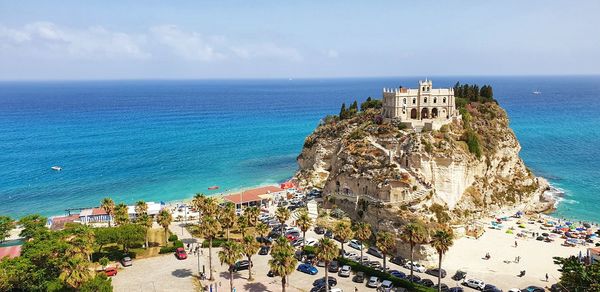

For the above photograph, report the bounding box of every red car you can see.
[175,247,188,260]
[103,267,118,277]
[286,234,299,241]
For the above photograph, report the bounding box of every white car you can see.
[366,276,379,288]
[464,279,486,290]
[330,288,343,292]
[508,289,520,292]
[285,227,300,234]
[404,261,426,273]
[342,251,357,259]
[380,280,394,292]
[304,238,318,247]
[338,265,351,277]
[348,239,361,250]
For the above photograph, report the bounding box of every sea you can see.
[1,76,599,222]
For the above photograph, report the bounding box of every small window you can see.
[443,97,446,103]
[403,98,406,104]
[422,86,425,91]
[424,97,427,103]
[433,97,437,103]
[412,98,416,104]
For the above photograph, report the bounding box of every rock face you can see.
[295,102,552,226]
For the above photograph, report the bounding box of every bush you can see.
[173,240,184,248]
[201,238,229,248]
[159,246,177,254]
[464,130,482,158]
[168,234,178,242]
[337,258,433,292]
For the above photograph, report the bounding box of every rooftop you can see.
[223,185,284,204]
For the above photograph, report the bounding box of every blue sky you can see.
[1,0,599,79]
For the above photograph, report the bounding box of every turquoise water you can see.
[0,77,599,222]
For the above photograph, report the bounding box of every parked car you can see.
[256,236,273,245]
[449,287,465,292]
[120,257,132,267]
[313,276,337,287]
[304,238,318,247]
[291,237,304,247]
[342,250,357,259]
[404,261,426,273]
[406,274,421,282]
[389,270,406,279]
[367,246,383,258]
[348,239,361,250]
[464,279,486,290]
[298,263,318,275]
[338,265,351,277]
[435,283,450,292]
[314,226,325,234]
[328,260,339,272]
[380,280,394,292]
[521,286,544,292]
[175,247,187,260]
[390,256,406,266]
[286,234,300,241]
[367,276,380,288]
[368,261,382,269]
[102,267,117,277]
[358,255,369,263]
[483,284,502,292]
[324,230,333,238]
[353,271,366,283]
[426,268,447,278]
[258,246,270,255]
[267,269,278,277]
[419,279,435,287]
[232,260,252,272]
[452,270,467,281]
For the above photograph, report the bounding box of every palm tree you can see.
[255,222,269,245]
[113,203,129,225]
[65,224,95,262]
[431,229,454,291]
[237,214,249,237]
[134,200,148,217]
[218,240,243,292]
[376,231,396,271]
[400,221,428,279]
[202,197,219,217]
[242,235,260,281]
[269,237,298,292]
[296,210,312,246]
[100,198,115,227]
[59,255,93,289]
[134,200,151,249]
[156,209,172,245]
[275,207,290,233]
[333,221,353,254]
[245,206,260,226]
[200,215,222,281]
[220,202,237,240]
[315,238,339,292]
[354,222,372,264]
[192,193,206,224]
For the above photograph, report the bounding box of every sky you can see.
[1,0,599,80]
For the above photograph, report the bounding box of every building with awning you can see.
[0,245,22,260]
[222,185,285,209]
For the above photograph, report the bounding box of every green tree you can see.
[354,222,372,264]
[376,231,395,271]
[255,222,269,244]
[59,255,93,289]
[192,193,206,225]
[113,203,129,225]
[275,207,291,233]
[220,202,237,239]
[245,206,260,226]
[79,274,113,292]
[156,209,172,246]
[64,223,95,261]
[237,214,249,237]
[94,227,117,253]
[101,198,115,227]
[115,224,146,253]
[554,256,600,291]
[18,214,48,239]
[333,221,353,254]
[431,228,454,292]
[269,237,298,292]
[241,235,260,281]
[349,100,358,116]
[0,216,14,243]
[99,257,110,270]
[400,220,428,279]
[315,238,339,292]
[296,210,312,246]
[339,103,347,119]
[200,215,222,281]
[218,241,243,292]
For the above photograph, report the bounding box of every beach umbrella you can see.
[584,223,591,228]
[566,222,572,225]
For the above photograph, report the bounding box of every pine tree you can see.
[339,103,347,119]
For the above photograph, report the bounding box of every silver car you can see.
[338,265,351,277]
[121,256,132,267]
[367,276,379,288]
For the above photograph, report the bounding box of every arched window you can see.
[412,98,416,104]
[443,97,446,103]
[433,97,437,103]
[422,86,425,91]
[403,98,406,104]
[424,97,427,103]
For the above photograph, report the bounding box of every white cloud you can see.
[0,22,150,59]
[326,49,339,58]
[150,25,225,62]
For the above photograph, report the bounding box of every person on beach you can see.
[515,240,518,247]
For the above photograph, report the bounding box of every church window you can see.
[403,98,406,104]
[424,97,427,103]
[443,97,446,103]
[434,97,437,103]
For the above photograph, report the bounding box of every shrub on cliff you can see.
[464,130,482,158]
[360,97,382,111]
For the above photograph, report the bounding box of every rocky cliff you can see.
[295,100,553,226]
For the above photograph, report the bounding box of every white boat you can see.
[51,166,62,171]
[533,90,541,95]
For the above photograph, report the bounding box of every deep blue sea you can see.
[1,77,599,222]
